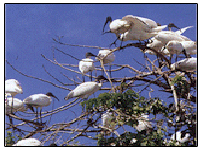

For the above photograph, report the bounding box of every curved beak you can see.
[102,16,112,34]
[168,23,180,30]
[53,95,59,101]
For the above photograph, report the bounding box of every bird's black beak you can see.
[53,96,59,101]
[102,16,112,34]
[86,52,97,58]
[168,23,180,29]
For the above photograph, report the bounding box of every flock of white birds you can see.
[6,14,196,146]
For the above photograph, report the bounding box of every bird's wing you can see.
[135,16,158,28]
[23,95,34,104]
[122,15,153,32]
[179,34,192,41]
[79,59,94,73]
[66,82,98,99]
[175,26,193,35]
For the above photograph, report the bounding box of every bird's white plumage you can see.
[12,138,41,146]
[142,37,170,56]
[102,111,114,129]
[5,79,20,84]
[155,32,192,44]
[109,19,129,35]
[23,94,52,108]
[167,40,197,55]
[65,81,102,100]
[155,26,193,45]
[119,15,167,41]
[175,26,193,35]
[5,79,23,97]
[97,49,115,64]
[5,97,26,114]
[135,114,152,132]
[170,57,197,71]
[79,58,94,74]
[170,131,190,143]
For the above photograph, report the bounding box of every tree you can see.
[5,26,197,147]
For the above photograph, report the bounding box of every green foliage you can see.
[97,131,166,146]
[5,131,22,146]
[171,75,191,98]
[79,88,195,146]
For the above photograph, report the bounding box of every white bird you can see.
[5,79,23,97]
[170,57,197,72]
[170,131,190,143]
[65,75,107,100]
[96,49,115,77]
[5,79,23,113]
[103,16,130,36]
[103,15,167,42]
[166,40,197,56]
[102,111,116,130]
[142,25,193,57]
[141,37,170,56]
[79,52,96,82]
[23,92,59,123]
[120,15,167,41]
[101,111,116,136]
[12,138,41,146]
[135,114,152,132]
[96,49,115,64]
[155,25,193,45]
[5,97,26,114]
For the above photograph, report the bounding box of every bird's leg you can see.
[101,68,104,76]
[182,49,191,58]
[119,35,124,50]
[90,71,92,81]
[82,75,85,82]
[11,96,13,114]
[175,54,178,62]
[36,107,39,123]
[169,54,173,64]
[109,64,112,78]
[40,108,42,125]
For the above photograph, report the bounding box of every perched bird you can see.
[23,92,59,123]
[170,57,197,72]
[142,25,193,57]
[65,75,107,100]
[141,37,170,56]
[12,138,41,146]
[101,111,116,136]
[103,16,130,36]
[5,97,26,114]
[135,114,152,132]
[103,15,167,42]
[155,25,193,45]
[5,79,23,97]
[96,49,115,77]
[170,131,190,143]
[79,52,96,82]
[120,15,167,41]
[166,40,197,56]
[5,79,23,113]
[102,111,116,130]
[96,49,115,64]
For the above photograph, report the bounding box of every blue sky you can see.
[5,4,197,145]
